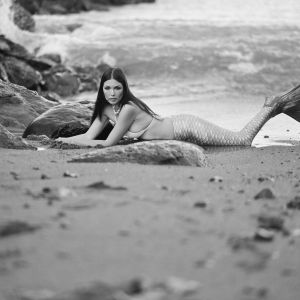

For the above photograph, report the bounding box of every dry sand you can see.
[0,146,300,300]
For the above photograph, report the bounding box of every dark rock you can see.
[27,56,57,72]
[0,79,55,134]
[12,3,35,32]
[0,62,9,81]
[71,140,207,166]
[38,53,62,64]
[254,228,275,242]
[257,214,285,231]
[2,56,42,89]
[63,171,79,178]
[254,188,276,200]
[23,0,155,15]
[15,0,42,14]
[0,221,41,238]
[74,65,102,92]
[0,124,33,149]
[0,35,33,60]
[286,196,300,210]
[87,181,127,191]
[194,201,207,208]
[23,103,92,138]
[209,176,223,182]
[42,65,80,97]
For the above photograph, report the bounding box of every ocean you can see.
[1,0,300,146]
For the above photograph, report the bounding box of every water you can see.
[1,0,300,145]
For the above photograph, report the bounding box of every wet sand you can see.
[0,146,300,300]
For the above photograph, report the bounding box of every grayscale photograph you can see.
[0,0,300,299]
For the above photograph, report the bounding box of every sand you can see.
[0,145,300,300]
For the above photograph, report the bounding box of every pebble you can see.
[63,171,79,178]
[257,214,285,231]
[40,174,50,180]
[254,188,276,200]
[209,176,223,183]
[254,228,275,242]
[0,221,41,238]
[10,171,19,180]
[194,201,207,208]
[87,181,127,191]
[286,196,300,210]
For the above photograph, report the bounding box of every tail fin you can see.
[281,83,300,122]
[284,106,300,122]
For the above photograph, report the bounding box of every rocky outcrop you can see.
[12,2,35,32]
[0,79,54,134]
[16,0,155,15]
[42,65,80,97]
[23,103,92,138]
[0,123,33,149]
[23,102,113,139]
[0,35,84,97]
[71,140,207,166]
[0,35,108,97]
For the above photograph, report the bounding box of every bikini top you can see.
[109,116,154,139]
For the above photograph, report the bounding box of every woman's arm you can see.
[56,115,108,145]
[102,105,136,147]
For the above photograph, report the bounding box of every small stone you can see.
[257,214,284,231]
[63,171,79,178]
[254,188,275,200]
[257,176,274,183]
[87,181,127,191]
[41,174,50,180]
[254,228,275,242]
[59,221,70,229]
[0,221,41,238]
[209,176,223,183]
[10,171,19,180]
[286,196,300,210]
[118,230,130,237]
[194,201,207,208]
[164,276,200,295]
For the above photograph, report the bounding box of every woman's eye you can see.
[104,86,110,90]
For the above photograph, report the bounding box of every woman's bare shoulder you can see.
[123,102,139,113]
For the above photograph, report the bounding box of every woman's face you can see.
[103,79,124,106]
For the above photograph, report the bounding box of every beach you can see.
[1,0,300,299]
[0,145,300,299]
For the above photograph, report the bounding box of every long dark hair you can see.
[90,67,159,125]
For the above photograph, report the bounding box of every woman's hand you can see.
[56,136,106,147]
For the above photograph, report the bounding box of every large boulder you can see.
[71,140,207,166]
[42,65,80,97]
[23,103,92,138]
[12,2,35,32]
[15,0,155,15]
[15,0,43,14]
[23,102,113,139]
[0,79,55,134]
[0,36,45,89]
[2,55,42,89]
[0,124,33,149]
[0,34,33,60]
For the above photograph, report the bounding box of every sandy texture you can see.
[0,146,300,300]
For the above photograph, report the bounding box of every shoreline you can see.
[1,145,300,299]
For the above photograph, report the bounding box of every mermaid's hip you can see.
[170,114,208,145]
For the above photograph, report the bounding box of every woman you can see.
[57,67,300,147]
